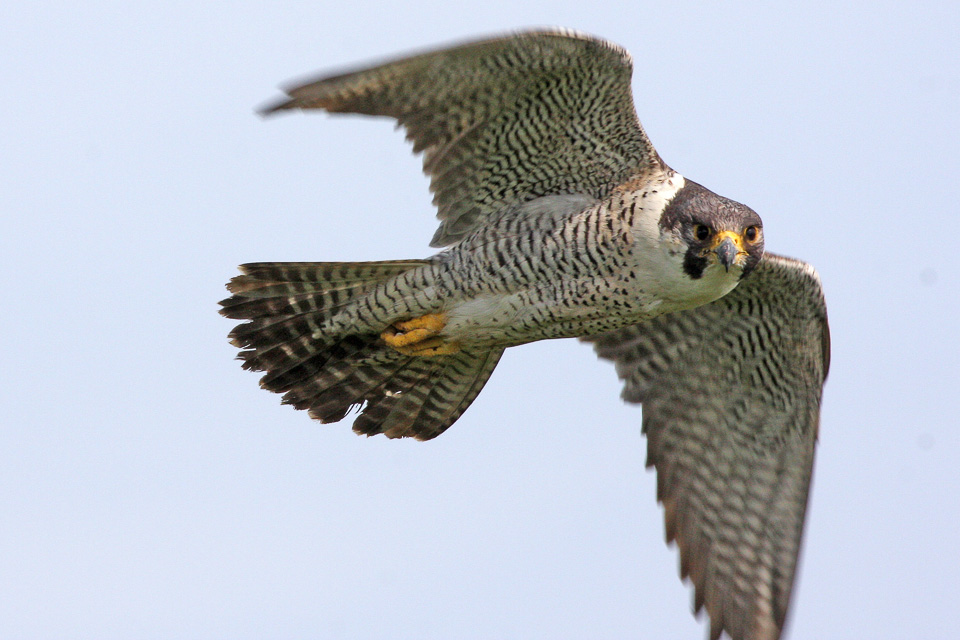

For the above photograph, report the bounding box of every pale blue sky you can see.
[2,2,958,638]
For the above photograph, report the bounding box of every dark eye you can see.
[694,224,711,241]
[744,225,760,243]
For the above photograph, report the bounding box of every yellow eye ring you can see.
[744,225,761,243]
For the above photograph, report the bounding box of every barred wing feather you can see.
[585,254,830,640]
[262,29,661,247]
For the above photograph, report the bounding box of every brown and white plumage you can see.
[261,29,660,247]
[222,29,829,640]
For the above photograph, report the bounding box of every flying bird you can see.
[220,29,830,640]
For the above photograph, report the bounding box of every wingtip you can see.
[256,96,296,117]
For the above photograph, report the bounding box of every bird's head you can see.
[659,179,764,281]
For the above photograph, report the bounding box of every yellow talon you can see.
[383,313,448,347]
[381,312,461,356]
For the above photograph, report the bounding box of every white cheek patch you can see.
[645,173,686,216]
[631,172,686,247]
[629,171,685,252]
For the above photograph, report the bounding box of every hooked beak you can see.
[711,231,746,271]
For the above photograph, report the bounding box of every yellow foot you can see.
[381,312,461,356]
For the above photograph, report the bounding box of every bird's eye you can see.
[694,224,711,241]
[744,225,760,243]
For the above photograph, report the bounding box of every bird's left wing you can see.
[583,253,830,640]
[262,29,662,247]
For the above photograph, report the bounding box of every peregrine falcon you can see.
[220,29,830,640]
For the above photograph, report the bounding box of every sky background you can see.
[2,2,958,638]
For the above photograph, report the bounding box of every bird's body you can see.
[310,175,744,349]
[221,29,829,640]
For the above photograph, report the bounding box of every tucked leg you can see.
[381,312,461,356]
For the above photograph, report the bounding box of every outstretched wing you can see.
[584,254,830,640]
[262,29,662,247]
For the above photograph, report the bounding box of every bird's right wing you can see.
[262,29,662,247]
[584,253,830,640]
